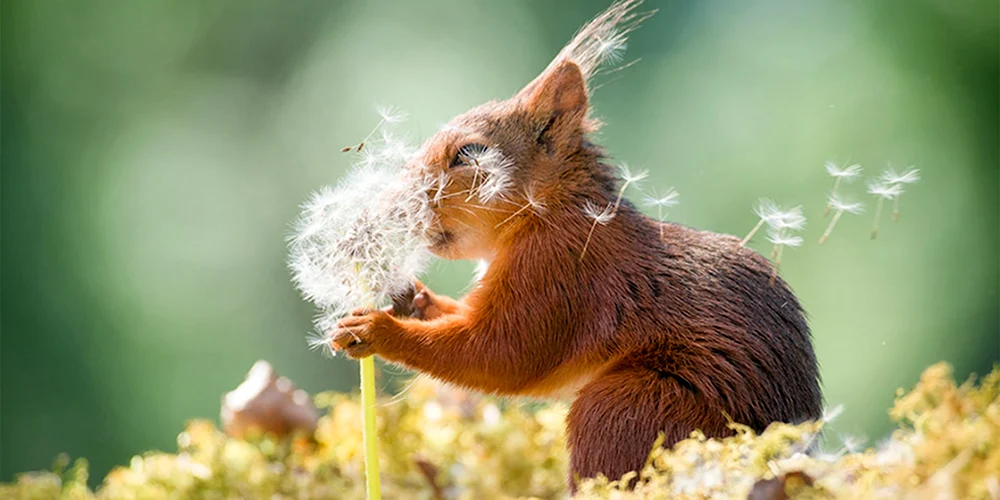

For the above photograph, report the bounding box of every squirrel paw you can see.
[391,281,451,320]
[330,308,396,359]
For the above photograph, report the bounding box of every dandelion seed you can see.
[579,201,615,262]
[583,200,615,225]
[579,164,644,261]
[495,184,547,228]
[375,104,408,124]
[767,227,801,286]
[548,0,654,89]
[822,404,845,424]
[342,104,409,153]
[881,166,920,222]
[881,166,921,185]
[823,161,863,216]
[818,194,865,245]
[594,29,627,65]
[643,188,680,209]
[644,187,679,239]
[839,434,867,454]
[740,200,804,247]
[867,180,903,240]
[618,163,648,187]
[461,147,513,203]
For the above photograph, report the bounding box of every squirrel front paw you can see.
[330,308,398,359]
[391,281,457,320]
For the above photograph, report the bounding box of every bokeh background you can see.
[3,0,997,485]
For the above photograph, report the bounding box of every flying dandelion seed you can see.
[644,187,679,239]
[867,181,903,240]
[822,161,863,216]
[880,166,920,222]
[818,194,865,245]
[578,164,645,261]
[342,104,409,153]
[740,200,804,247]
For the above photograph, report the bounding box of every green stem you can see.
[360,355,381,500]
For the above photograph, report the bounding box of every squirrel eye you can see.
[450,143,488,168]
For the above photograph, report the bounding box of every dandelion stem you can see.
[357,118,388,152]
[818,210,844,245]
[740,219,766,247]
[465,159,482,202]
[611,179,633,215]
[769,244,784,286]
[495,202,533,228]
[580,178,634,262]
[657,206,664,240]
[353,268,381,500]
[579,220,600,262]
[360,355,381,500]
[824,178,842,217]
[871,197,884,240]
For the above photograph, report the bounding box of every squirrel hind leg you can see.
[566,365,730,492]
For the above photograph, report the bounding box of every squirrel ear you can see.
[519,60,588,120]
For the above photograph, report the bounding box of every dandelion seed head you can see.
[867,181,904,199]
[289,123,433,345]
[881,166,921,185]
[824,161,863,180]
[828,194,865,215]
[582,200,615,225]
[644,187,680,208]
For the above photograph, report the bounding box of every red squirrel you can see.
[331,0,822,489]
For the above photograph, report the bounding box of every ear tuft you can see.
[522,60,588,118]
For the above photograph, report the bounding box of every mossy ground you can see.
[3,362,997,499]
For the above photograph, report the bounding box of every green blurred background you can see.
[2,0,997,485]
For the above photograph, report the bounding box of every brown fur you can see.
[332,5,822,491]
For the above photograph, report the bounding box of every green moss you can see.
[3,363,997,499]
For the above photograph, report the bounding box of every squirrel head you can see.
[404,0,652,260]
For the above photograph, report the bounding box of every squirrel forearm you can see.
[376,313,565,394]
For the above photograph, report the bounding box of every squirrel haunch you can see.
[331,0,822,490]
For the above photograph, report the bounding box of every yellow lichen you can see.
[3,363,997,499]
